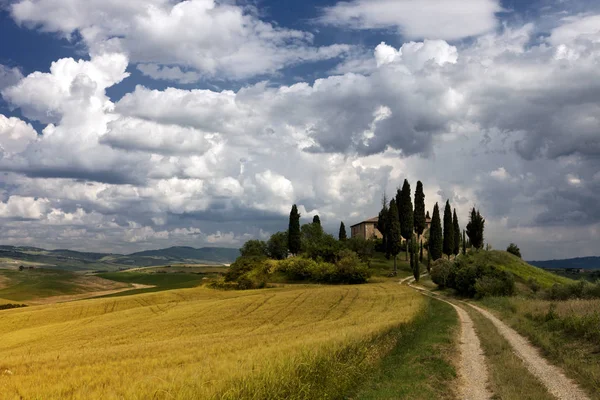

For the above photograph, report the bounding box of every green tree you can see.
[288,204,301,255]
[419,240,423,263]
[387,199,402,275]
[507,243,522,258]
[411,235,420,282]
[453,209,460,256]
[443,200,454,259]
[313,215,321,225]
[338,221,347,241]
[462,230,466,254]
[377,194,389,257]
[345,237,375,265]
[466,207,485,250]
[240,240,268,257]
[399,179,414,260]
[414,181,426,239]
[429,203,443,261]
[267,231,288,260]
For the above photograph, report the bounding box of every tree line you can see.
[375,179,485,279]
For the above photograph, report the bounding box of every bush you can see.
[547,281,600,300]
[240,240,268,257]
[431,255,514,298]
[225,256,267,282]
[331,249,370,284]
[277,251,370,284]
[430,259,453,288]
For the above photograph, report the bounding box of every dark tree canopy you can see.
[338,221,347,241]
[414,181,426,237]
[507,243,522,258]
[387,199,402,272]
[399,179,414,241]
[377,194,389,255]
[466,207,485,249]
[288,204,301,255]
[453,209,460,256]
[426,210,430,220]
[240,240,268,257]
[462,230,466,255]
[313,215,321,225]
[443,201,454,258]
[267,231,289,260]
[429,203,443,261]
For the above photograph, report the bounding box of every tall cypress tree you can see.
[466,208,485,250]
[429,203,443,261]
[419,240,423,263]
[414,181,426,239]
[313,215,321,226]
[377,194,389,256]
[462,230,466,254]
[453,209,460,256]
[338,222,347,241]
[387,199,402,275]
[443,200,454,259]
[288,204,301,255]
[411,234,420,282]
[399,179,413,260]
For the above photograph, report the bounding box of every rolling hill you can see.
[528,256,600,270]
[0,245,240,271]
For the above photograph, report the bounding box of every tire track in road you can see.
[467,303,591,400]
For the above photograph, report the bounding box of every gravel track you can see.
[467,303,591,400]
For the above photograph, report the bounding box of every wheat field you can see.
[0,282,423,399]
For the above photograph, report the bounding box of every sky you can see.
[0,0,599,260]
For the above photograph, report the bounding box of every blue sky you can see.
[0,0,599,259]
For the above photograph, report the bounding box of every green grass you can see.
[466,251,574,288]
[464,305,553,400]
[369,252,416,278]
[353,298,458,399]
[97,271,207,297]
[480,297,600,399]
[0,269,85,301]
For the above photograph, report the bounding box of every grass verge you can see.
[464,304,553,400]
[480,297,600,399]
[353,298,458,400]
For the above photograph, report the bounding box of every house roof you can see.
[350,216,378,228]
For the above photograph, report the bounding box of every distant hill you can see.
[0,245,240,271]
[528,257,600,270]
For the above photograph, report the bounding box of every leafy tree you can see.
[338,221,347,241]
[443,201,454,259]
[313,215,321,226]
[288,204,301,255]
[453,209,460,256]
[387,199,402,275]
[414,181,426,238]
[507,243,522,258]
[240,240,268,257]
[466,207,485,250]
[345,237,375,265]
[429,203,443,261]
[399,179,414,260]
[301,223,339,262]
[267,231,288,260]
[377,194,389,257]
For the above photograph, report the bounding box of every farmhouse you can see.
[350,217,382,240]
[350,214,432,240]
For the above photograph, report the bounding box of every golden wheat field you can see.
[0,282,424,399]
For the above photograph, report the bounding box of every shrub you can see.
[331,249,370,284]
[474,270,515,298]
[547,281,600,300]
[225,256,267,282]
[527,277,541,294]
[430,259,453,288]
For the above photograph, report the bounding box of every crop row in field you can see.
[0,282,424,399]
